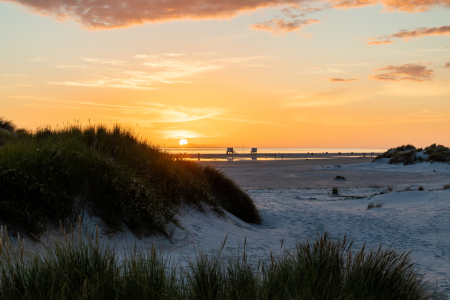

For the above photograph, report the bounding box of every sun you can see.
[179,139,188,146]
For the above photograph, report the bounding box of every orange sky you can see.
[1,0,449,148]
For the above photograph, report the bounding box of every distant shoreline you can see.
[170,152,383,160]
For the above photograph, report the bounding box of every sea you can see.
[164,147,386,155]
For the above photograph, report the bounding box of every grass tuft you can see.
[332,187,339,195]
[0,230,435,300]
[0,117,16,132]
[418,186,424,191]
[367,202,383,209]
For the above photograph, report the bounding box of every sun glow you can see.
[179,139,188,145]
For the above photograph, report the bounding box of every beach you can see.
[20,155,448,292]
[84,156,450,291]
[199,156,449,190]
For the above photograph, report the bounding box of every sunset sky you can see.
[1,0,449,148]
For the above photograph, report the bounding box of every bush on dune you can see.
[425,144,450,163]
[0,119,261,238]
[373,143,450,164]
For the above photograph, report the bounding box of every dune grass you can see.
[374,143,450,164]
[332,186,339,195]
[367,202,383,209]
[0,230,434,300]
[0,119,261,238]
[0,117,16,132]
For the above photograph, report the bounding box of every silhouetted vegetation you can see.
[0,231,434,300]
[0,118,260,237]
[374,144,450,165]
[367,202,383,209]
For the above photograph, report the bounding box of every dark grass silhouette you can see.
[0,118,260,237]
[0,230,435,300]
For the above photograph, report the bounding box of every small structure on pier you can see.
[251,148,257,154]
[226,147,234,155]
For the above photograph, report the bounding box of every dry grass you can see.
[367,202,383,209]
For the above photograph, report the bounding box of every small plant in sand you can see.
[332,187,339,195]
[387,186,394,192]
[418,186,424,191]
[334,175,346,180]
[443,184,450,190]
[367,202,383,209]
[404,186,412,191]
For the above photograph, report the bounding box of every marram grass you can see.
[0,229,437,300]
[0,119,261,238]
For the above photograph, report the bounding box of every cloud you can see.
[368,26,450,45]
[154,130,208,139]
[367,40,395,45]
[296,111,450,126]
[281,88,370,107]
[370,64,434,81]
[56,65,91,69]
[49,53,267,90]
[332,0,450,12]
[250,18,320,36]
[297,67,346,74]
[22,97,225,123]
[30,57,46,62]
[327,78,359,82]
[443,62,450,68]
[279,5,328,18]
[3,0,311,29]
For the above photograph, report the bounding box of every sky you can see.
[1,0,449,148]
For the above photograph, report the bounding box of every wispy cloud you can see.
[332,0,450,12]
[297,111,450,126]
[250,18,320,36]
[297,67,346,74]
[367,40,395,46]
[56,65,92,69]
[153,130,209,139]
[49,54,268,90]
[281,88,369,107]
[367,25,450,45]
[370,64,434,81]
[15,97,225,123]
[30,57,46,62]
[327,78,359,82]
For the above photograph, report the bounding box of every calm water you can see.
[164,147,386,154]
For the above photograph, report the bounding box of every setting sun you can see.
[179,139,188,146]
